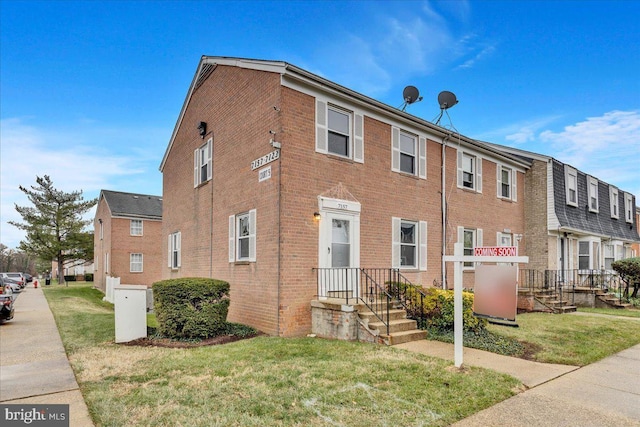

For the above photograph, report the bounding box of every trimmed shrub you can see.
[398,284,487,333]
[84,273,94,282]
[153,277,230,339]
[64,275,77,282]
[612,257,640,298]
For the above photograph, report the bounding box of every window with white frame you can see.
[99,221,104,240]
[458,226,483,269]
[229,209,256,263]
[497,165,517,201]
[328,107,351,157]
[624,193,633,223]
[565,166,578,206]
[399,132,416,174]
[391,127,427,178]
[610,186,619,219]
[604,244,614,270]
[588,176,599,212]
[193,137,212,187]
[130,219,143,236]
[315,99,364,162]
[392,218,427,270]
[130,253,143,272]
[578,241,590,270]
[168,232,181,269]
[457,150,482,192]
[497,232,512,247]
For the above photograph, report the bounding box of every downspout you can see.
[210,138,214,278]
[276,141,282,337]
[441,135,449,289]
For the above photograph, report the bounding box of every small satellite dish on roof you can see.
[437,91,458,110]
[401,85,423,111]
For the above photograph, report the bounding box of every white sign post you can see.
[443,243,528,368]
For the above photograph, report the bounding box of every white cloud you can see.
[479,115,562,144]
[0,118,165,249]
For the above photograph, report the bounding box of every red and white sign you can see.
[473,246,517,257]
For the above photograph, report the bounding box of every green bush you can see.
[84,273,94,282]
[153,278,230,339]
[64,275,77,282]
[397,284,487,333]
[612,257,640,298]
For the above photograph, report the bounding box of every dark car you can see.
[24,273,33,283]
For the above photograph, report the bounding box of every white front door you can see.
[318,207,360,296]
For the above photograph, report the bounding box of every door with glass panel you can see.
[320,211,359,295]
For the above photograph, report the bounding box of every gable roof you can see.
[159,56,530,172]
[100,190,162,220]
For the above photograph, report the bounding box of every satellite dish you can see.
[403,86,420,104]
[438,91,458,110]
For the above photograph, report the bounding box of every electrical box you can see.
[114,284,147,343]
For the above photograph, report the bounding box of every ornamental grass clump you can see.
[153,278,230,339]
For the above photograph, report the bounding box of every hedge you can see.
[152,277,230,339]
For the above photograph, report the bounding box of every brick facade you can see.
[160,57,533,337]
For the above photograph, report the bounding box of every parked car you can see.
[24,273,33,283]
[0,279,15,322]
[0,272,26,289]
[1,277,22,293]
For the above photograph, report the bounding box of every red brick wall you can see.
[94,197,112,292]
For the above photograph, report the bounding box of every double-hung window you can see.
[457,150,482,192]
[229,209,256,262]
[588,176,599,212]
[168,232,181,269]
[624,193,633,223]
[392,218,427,270]
[610,186,619,219]
[565,165,578,206]
[391,127,427,178]
[604,244,614,270]
[578,241,590,270]
[194,137,212,187]
[130,253,143,272]
[130,219,143,236]
[458,226,483,269]
[315,99,364,162]
[497,165,517,201]
[399,132,416,174]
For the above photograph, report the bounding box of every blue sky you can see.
[1,0,639,249]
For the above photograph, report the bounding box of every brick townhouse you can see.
[159,56,530,337]
[487,143,639,280]
[93,190,163,291]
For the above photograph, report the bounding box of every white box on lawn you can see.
[114,284,147,343]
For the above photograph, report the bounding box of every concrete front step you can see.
[382,329,428,346]
[557,305,577,313]
[368,318,418,334]
[359,309,407,323]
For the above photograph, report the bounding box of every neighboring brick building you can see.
[487,143,639,275]
[93,190,163,291]
[632,207,640,258]
[159,56,529,337]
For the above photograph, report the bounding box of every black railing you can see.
[314,268,394,335]
[519,269,629,305]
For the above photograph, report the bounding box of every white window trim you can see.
[457,226,483,270]
[391,128,427,179]
[456,150,482,193]
[392,217,427,271]
[130,219,143,236]
[565,165,578,207]
[610,186,619,219]
[497,164,517,201]
[168,232,181,269]
[130,253,143,273]
[588,176,599,213]
[624,192,633,223]
[193,137,213,187]
[229,209,256,263]
[315,98,364,163]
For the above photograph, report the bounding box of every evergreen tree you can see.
[9,175,97,284]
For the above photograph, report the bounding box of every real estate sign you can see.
[473,264,518,322]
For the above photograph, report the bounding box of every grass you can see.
[577,307,640,318]
[486,312,640,365]
[43,282,521,427]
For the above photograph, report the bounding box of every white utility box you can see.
[114,284,148,343]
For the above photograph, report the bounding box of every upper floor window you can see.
[130,253,143,272]
[229,209,256,263]
[99,221,104,240]
[130,219,143,236]
[392,217,427,270]
[399,132,416,174]
[194,137,212,187]
[624,193,633,223]
[497,165,517,201]
[610,186,619,219]
[315,99,364,162]
[564,165,578,207]
[588,176,599,213]
[457,150,482,193]
[391,127,427,179]
[168,231,181,269]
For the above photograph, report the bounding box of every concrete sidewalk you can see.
[0,283,94,426]
[396,337,640,426]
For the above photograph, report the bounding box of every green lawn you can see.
[44,282,521,427]
[577,307,640,318]
[486,312,640,365]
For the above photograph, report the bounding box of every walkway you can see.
[0,283,94,426]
